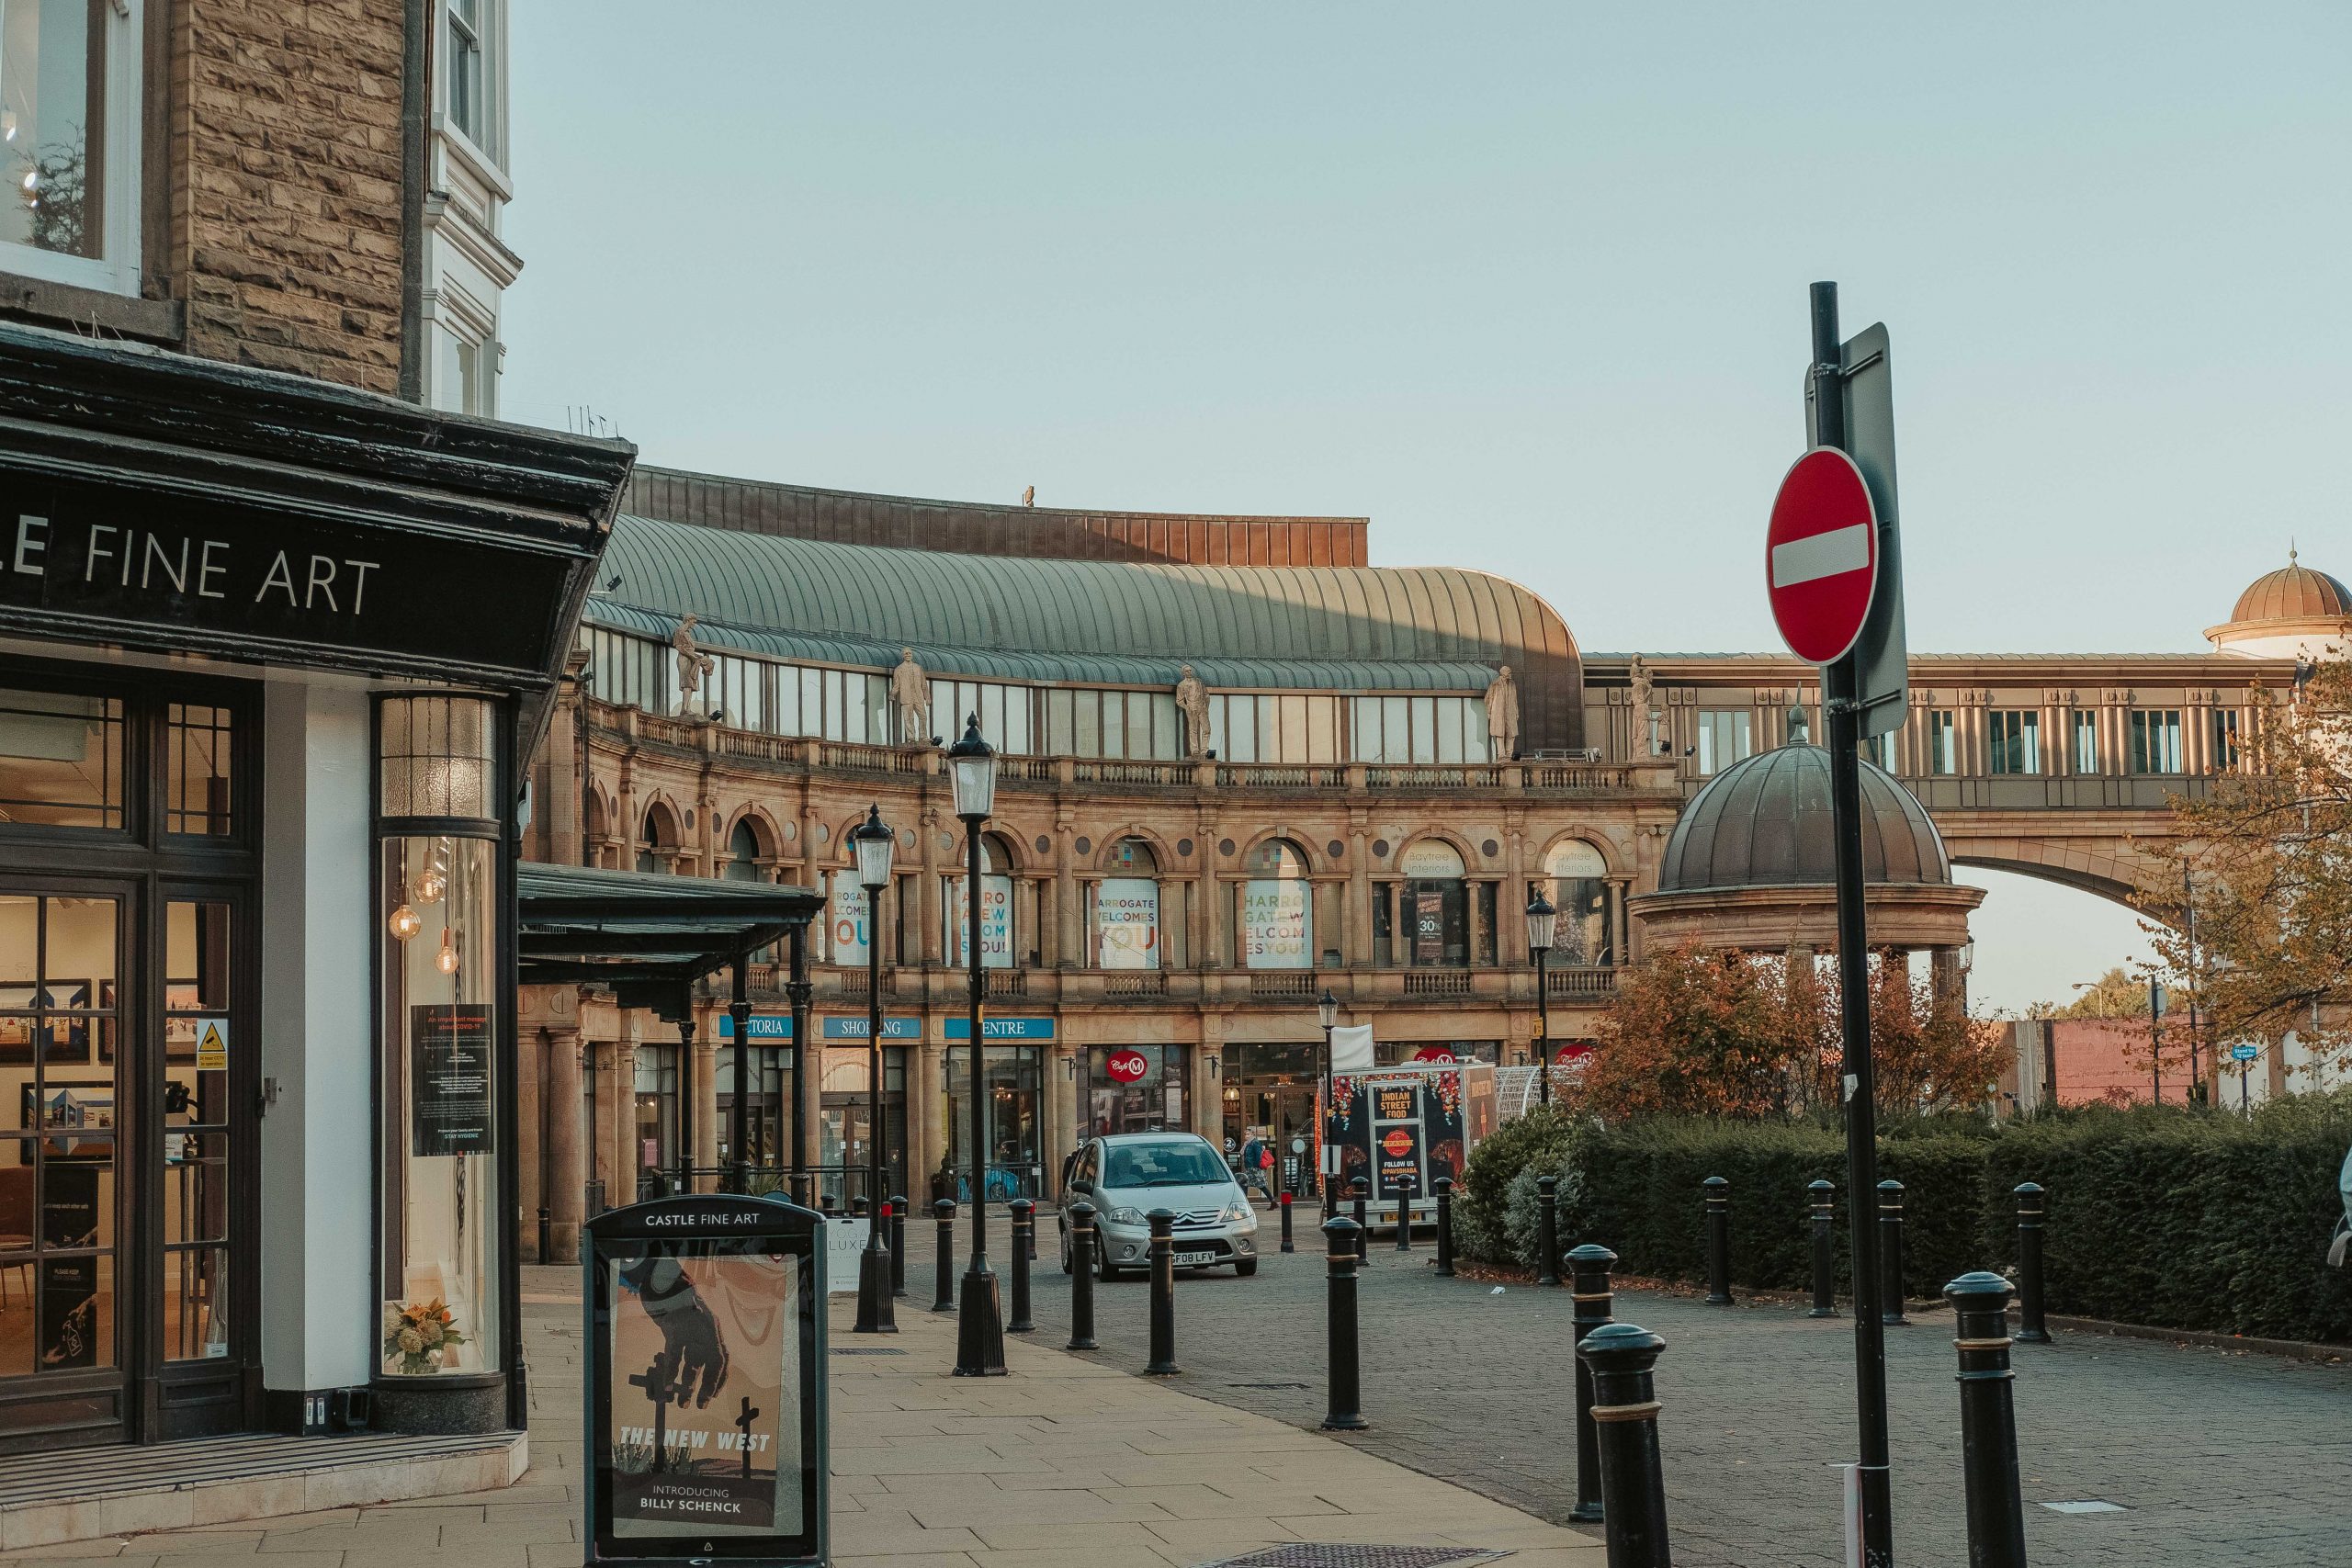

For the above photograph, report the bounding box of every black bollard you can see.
[1578,1322,1674,1567]
[2013,1182,2050,1346]
[1946,1271,2030,1568]
[1007,1199,1035,1334]
[1144,1209,1179,1374]
[1279,1191,1295,1253]
[851,1194,868,1218]
[1066,1201,1099,1351]
[1536,1175,1561,1287]
[890,1193,909,1298]
[1566,1242,1618,1525]
[1807,1179,1839,1319]
[1434,1176,1456,1278]
[1351,1176,1370,1263]
[1702,1175,1732,1305]
[1394,1189,1412,1251]
[1321,1216,1366,1430]
[931,1199,956,1314]
[1878,1179,1909,1326]
[537,1206,551,1263]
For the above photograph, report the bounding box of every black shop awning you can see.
[516,863,820,1017]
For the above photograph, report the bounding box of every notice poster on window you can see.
[606,1249,801,1538]
[1240,879,1309,968]
[948,875,1012,969]
[828,876,869,967]
[40,1257,99,1370]
[1096,878,1159,969]
[411,1003,494,1157]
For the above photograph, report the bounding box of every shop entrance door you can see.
[1227,1082,1319,1199]
[816,1098,906,1213]
[0,886,130,1452]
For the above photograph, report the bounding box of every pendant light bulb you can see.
[389,904,422,942]
[413,869,446,905]
[435,928,459,975]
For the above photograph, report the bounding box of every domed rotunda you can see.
[1630,733,1984,1000]
[2205,547,2352,660]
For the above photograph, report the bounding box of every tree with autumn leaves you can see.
[2143,656,2351,1080]
[1577,941,2005,1122]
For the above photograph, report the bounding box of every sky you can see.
[501,5,2345,1013]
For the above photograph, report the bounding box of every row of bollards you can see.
[1685,1173,2049,1336]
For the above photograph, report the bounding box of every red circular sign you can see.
[1381,1129,1413,1157]
[1105,1049,1148,1084]
[1767,447,1878,665]
[1411,1046,1457,1064]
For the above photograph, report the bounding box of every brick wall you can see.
[159,0,411,392]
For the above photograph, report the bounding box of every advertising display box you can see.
[1324,1062,1496,1227]
[583,1196,829,1566]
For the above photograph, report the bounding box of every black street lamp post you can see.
[1527,888,1556,1105]
[948,717,1008,1376]
[1317,988,1339,1219]
[850,805,897,1335]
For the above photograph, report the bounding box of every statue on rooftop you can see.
[672,615,715,716]
[890,648,931,743]
[1484,665,1521,761]
[1174,664,1212,759]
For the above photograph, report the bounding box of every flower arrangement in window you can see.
[382,1297,466,1375]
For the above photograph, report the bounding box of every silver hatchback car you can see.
[1057,1132,1261,1280]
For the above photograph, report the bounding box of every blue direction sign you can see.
[2231,1043,2260,1063]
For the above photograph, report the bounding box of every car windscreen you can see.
[1102,1141,1231,1190]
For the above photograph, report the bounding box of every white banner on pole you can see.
[1329,1024,1374,1072]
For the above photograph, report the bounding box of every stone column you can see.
[919,809,944,966]
[547,674,582,867]
[1056,818,1081,968]
[517,1021,543,1252]
[1347,819,1372,968]
[692,1032,719,1190]
[547,1026,584,1262]
[912,1038,944,1200]
[607,1029,639,1201]
[1929,947,1967,1015]
[1045,1042,1079,1193]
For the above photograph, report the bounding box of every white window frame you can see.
[0,0,143,297]
[437,0,503,169]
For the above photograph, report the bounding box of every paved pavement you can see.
[0,1257,1599,1568]
[967,1200,2352,1567]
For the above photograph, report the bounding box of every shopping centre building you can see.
[516,466,2329,1249]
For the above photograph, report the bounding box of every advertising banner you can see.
[827,877,869,968]
[1095,878,1159,969]
[606,1250,800,1536]
[947,875,1013,969]
[412,1003,494,1157]
[1239,878,1309,968]
[1375,1123,1422,1198]
[1419,1069,1471,1195]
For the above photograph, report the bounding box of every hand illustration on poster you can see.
[607,1248,800,1538]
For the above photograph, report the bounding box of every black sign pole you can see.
[1813,280,1894,1568]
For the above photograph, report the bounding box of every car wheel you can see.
[1234,1258,1258,1278]
[1097,1246,1123,1283]
[1059,1229,1072,1275]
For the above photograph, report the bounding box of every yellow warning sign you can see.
[196,1018,229,1072]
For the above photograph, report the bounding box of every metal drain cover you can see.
[1227,1382,1310,1390]
[828,1347,908,1356]
[1198,1549,1510,1568]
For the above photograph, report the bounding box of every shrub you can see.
[1453,1104,1580,1265]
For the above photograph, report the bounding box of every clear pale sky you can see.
[502,4,2348,1013]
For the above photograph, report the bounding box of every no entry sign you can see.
[1767,446,1878,664]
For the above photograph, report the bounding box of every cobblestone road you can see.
[896,1209,2351,1566]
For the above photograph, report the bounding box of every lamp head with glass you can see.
[851,803,897,892]
[946,714,997,822]
[1317,988,1339,1031]
[1526,887,1557,962]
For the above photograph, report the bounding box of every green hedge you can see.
[1455,1096,2352,1344]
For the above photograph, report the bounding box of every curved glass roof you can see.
[584,513,1579,693]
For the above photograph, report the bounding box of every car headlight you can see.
[1106,1207,1146,1226]
[1221,1200,1254,1224]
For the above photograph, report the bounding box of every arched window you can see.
[1396,839,1469,968]
[1541,840,1613,967]
[724,817,763,882]
[944,832,1016,969]
[637,803,679,874]
[1238,838,1311,969]
[1092,837,1161,969]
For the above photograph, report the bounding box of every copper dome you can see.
[2229,552,2351,625]
[1656,743,1951,894]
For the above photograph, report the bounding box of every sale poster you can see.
[606,1248,801,1539]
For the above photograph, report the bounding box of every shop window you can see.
[1988,710,2039,776]
[2130,710,2183,775]
[944,1045,1041,1201]
[2211,709,2241,773]
[1085,1043,1188,1137]
[1091,838,1160,969]
[1238,839,1311,969]
[0,0,144,298]
[944,833,1014,969]
[164,702,234,836]
[1540,840,1613,967]
[0,685,121,829]
[377,694,503,1380]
